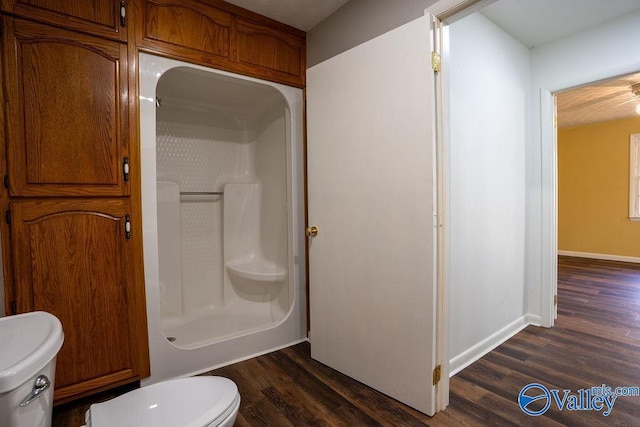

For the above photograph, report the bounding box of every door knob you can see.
[306,226,319,237]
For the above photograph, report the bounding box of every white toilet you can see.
[84,376,240,427]
[0,311,64,427]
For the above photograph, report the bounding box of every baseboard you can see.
[449,316,530,377]
[524,313,542,327]
[558,250,640,264]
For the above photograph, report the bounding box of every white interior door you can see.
[307,15,440,415]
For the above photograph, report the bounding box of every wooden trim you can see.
[54,370,136,405]
[127,10,151,378]
[0,18,14,315]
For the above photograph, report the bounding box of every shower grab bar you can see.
[180,191,224,196]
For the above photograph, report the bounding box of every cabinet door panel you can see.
[1,0,126,41]
[235,17,304,84]
[143,0,231,57]
[11,199,137,400]
[3,18,129,196]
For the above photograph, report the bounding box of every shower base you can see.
[161,307,284,349]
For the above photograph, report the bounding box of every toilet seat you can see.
[85,377,240,427]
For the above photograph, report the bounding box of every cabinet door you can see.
[10,199,140,402]
[138,0,232,64]
[0,0,128,41]
[2,18,129,197]
[235,17,305,87]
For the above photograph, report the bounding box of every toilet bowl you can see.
[0,311,64,427]
[85,376,240,427]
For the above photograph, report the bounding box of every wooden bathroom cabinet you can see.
[0,0,128,41]
[136,0,306,87]
[0,0,148,405]
[1,18,130,197]
[8,199,145,403]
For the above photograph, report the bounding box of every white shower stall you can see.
[139,53,306,384]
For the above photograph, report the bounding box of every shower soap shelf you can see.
[227,258,286,282]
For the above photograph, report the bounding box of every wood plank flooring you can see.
[53,256,640,426]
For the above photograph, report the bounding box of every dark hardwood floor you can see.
[53,256,640,426]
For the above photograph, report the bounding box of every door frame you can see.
[426,0,498,410]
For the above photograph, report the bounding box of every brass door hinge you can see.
[554,294,558,305]
[432,364,442,385]
[431,52,441,73]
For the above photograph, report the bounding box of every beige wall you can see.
[307,0,438,67]
[558,116,640,257]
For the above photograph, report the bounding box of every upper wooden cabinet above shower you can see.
[136,0,306,87]
[0,0,129,41]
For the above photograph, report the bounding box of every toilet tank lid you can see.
[0,311,64,393]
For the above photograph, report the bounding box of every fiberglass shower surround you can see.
[155,67,291,348]
[140,54,305,385]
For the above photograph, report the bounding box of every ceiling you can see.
[224,0,640,128]
[481,0,640,48]
[223,0,348,31]
[481,0,640,128]
[556,73,640,129]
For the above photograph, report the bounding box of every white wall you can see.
[527,10,640,325]
[447,12,530,374]
[307,0,438,66]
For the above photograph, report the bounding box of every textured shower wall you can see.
[254,115,290,316]
[156,121,254,315]
[254,115,288,269]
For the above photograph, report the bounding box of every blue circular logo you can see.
[518,383,551,416]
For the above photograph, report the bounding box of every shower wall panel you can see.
[156,120,255,315]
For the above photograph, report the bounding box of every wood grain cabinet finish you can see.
[0,0,128,41]
[139,0,232,62]
[235,17,304,86]
[137,0,305,87]
[2,18,130,197]
[9,199,143,403]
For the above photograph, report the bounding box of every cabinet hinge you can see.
[431,52,442,73]
[432,364,442,385]
[11,301,17,315]
[120,1,127,27]
[5,210,10,225]
[123,156,130,182]
[124,214,131,239]
[3,175,8,189]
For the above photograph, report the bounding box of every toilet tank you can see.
[0,311,64,427]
